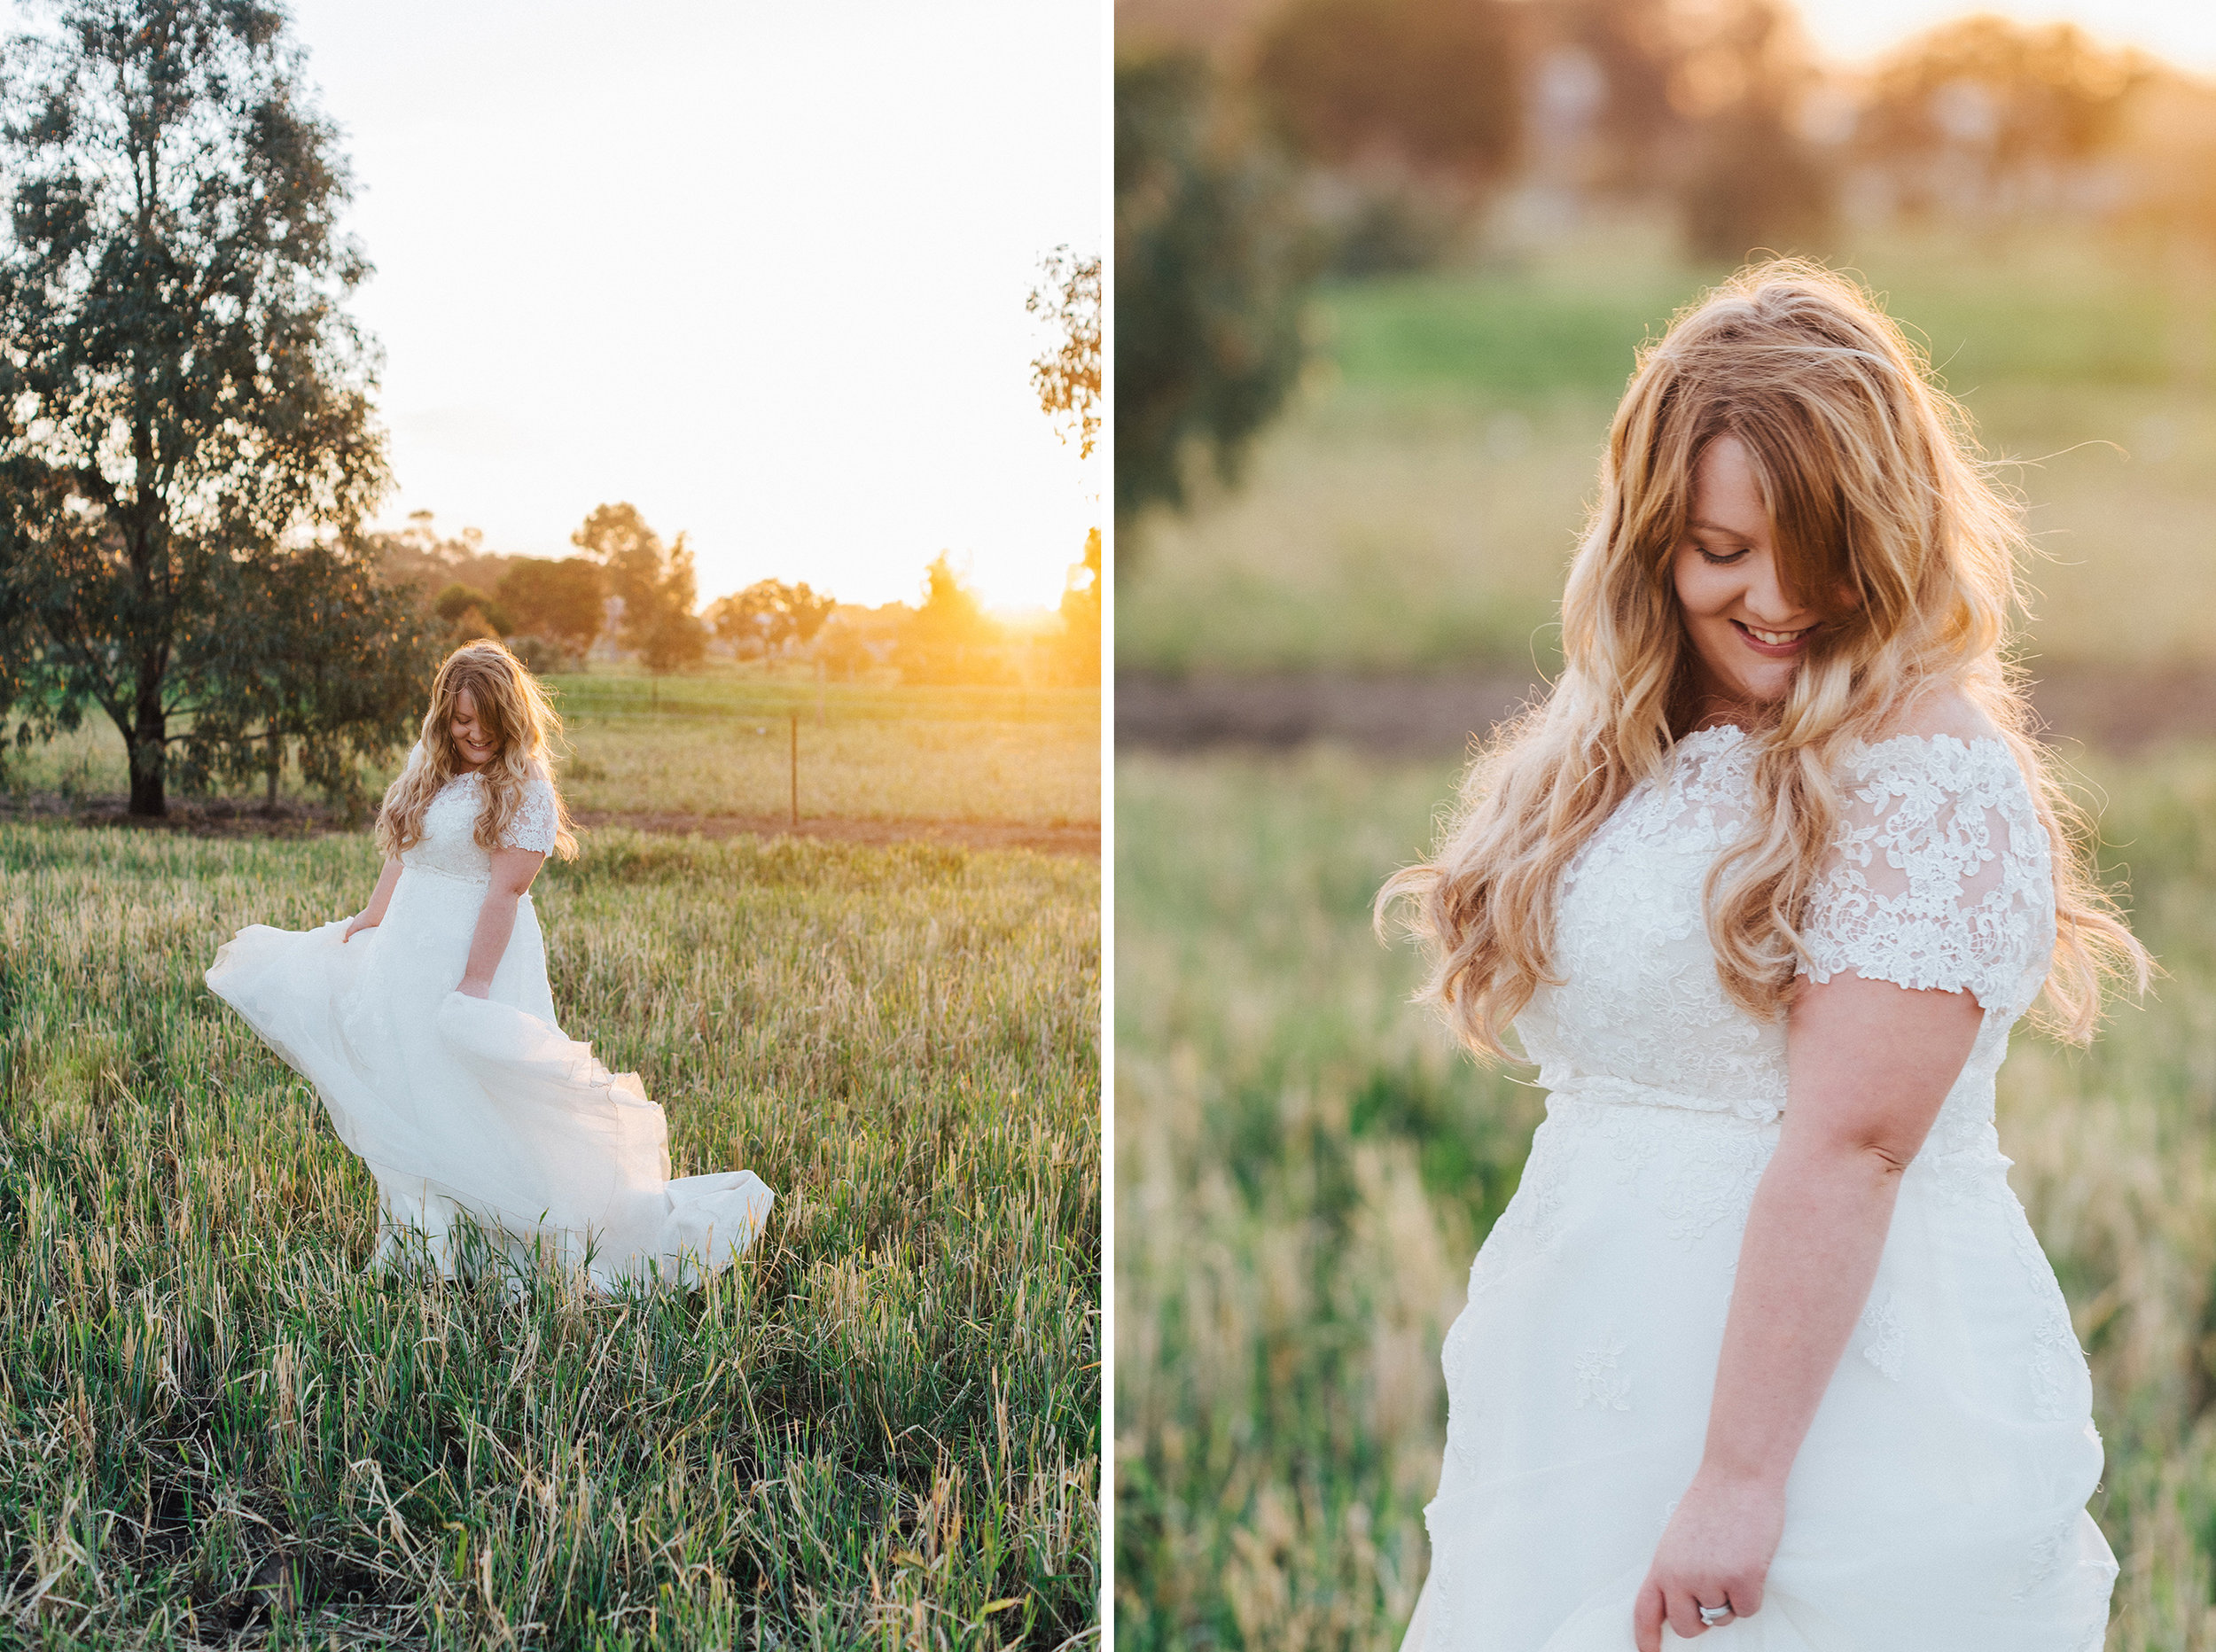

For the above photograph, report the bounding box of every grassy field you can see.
[1,677,1102,830]
[0,822,1100,1646]
[1118,224,2216,678]
[1113,222,2216,1648]
[1114,743,2216,1652]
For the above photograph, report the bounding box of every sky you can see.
[269,1,1104,613]
[1794,0,2216,71]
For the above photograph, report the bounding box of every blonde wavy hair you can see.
[1379,259,2146,1059]
[375,641,578,861]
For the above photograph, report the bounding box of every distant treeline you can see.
[374,506,1101,693]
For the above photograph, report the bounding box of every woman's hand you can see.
[456,975,491,1000]
[347,859,405,943]
[1634,1470,1784,1649]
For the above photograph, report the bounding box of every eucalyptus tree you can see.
[180,541,441,812]
[571,502,706,678]
[0,0,389,815]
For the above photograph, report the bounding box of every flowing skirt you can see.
[1404,1092,2114,1651]
[205,862,773,1290]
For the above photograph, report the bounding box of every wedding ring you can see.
[1698,1602,1733,1627]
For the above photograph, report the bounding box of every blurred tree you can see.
[181,543,443,810]
[1252,0,1524,274]
[1252,0,1523,183]
[0,514,39,778]
[571,503,706,675]
[495,557,606,656]
[433,583,512,638]
[369,511,512,601]
[1518,0,1833,260]
[1116,51,1315,537]
[896,554,1006,686]
[810,611,881,682]
[708,580,837,657]
[1548,0,1685,198]
[1053,527,1103,688]
[0,0,387,816]
[1669,0,1835,261]
[1854,17,2141,219]
[632,536,706,675]
[1030,247,1102,459]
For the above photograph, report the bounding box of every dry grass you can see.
[1114,743,2216,1652]
[1,679,1102,831]
[559,715,1098,827]
[0,822,1101,1647]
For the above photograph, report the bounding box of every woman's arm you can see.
[455,845,547,998]
[342,859,405,943]
[1633,971,1986,1650]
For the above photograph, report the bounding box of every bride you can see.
[207,640,774,1290]
[1381,263,2147,1650]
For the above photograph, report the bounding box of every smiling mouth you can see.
[1733,620,1816,651]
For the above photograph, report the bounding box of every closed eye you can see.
[1694,544,1752,566]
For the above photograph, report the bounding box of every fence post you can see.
[789,713,799,828]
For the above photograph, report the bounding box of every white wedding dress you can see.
[206,754,774,1290]
[1403,726,2114,1651]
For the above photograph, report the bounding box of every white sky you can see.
[273,0,1104,612]
[1795,0,2216,71]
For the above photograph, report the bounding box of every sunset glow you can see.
[277,0,1104,614]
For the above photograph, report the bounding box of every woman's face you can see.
[448,685,500,773]
[1669,434,1827,721]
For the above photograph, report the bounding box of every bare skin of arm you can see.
[1633,971,1986,1650]
[342,859,404,943]
[455,845,548,999]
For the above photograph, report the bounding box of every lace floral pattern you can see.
[1801,733,2053,1022]
[501,775,559,854]
[1572,1330,1633,1410]
[402,768,559,883]
[1510,725,2055,1201]
[1861,1290,1905,1381]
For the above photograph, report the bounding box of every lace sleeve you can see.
[500,774,559,854]
[1798,734,2055,1020]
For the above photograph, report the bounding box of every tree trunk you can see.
[124,634,169,814]
[265,721,282,812]
[126,720,167,816]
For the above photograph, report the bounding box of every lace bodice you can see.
[1513,724,2055,1161]
[397,744,560,884]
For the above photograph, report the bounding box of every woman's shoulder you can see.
[1842,687,2024,792]
[1830,687,2049,884]
[1870,683,2002,746]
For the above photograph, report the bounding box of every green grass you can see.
[1321,230,2193,396]
[1118,225,2216,678]
[3,677,1103,830]
[1114,743,2216,1652]
[0,822,1101,1646]
[541,675,1098,729]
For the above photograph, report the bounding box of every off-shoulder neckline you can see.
[1678,722,2011,760]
